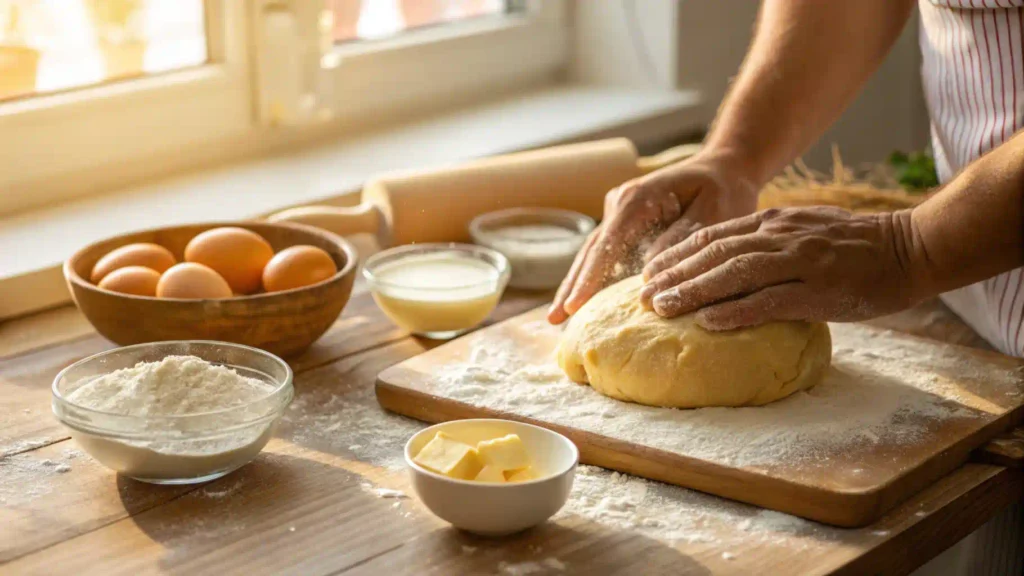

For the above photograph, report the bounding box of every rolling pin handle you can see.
[636,143,703,174]
[267,203,389,246]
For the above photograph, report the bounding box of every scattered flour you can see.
[281,378,422,470]
[200,479,244,499]
[260,319,1021,551]
[559,465,831,548]
[542,558,566,570]
[426,322,1011,472]
[497,558,566,575]
[0,447,79,506]
[360,484,407,499]
[1,438,50,458]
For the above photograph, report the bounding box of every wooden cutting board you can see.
[376,307,1024,527]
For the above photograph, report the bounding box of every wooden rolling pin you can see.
[268,138,700,246]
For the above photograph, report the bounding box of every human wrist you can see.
[887,208,936,304]
[693,144,771,193]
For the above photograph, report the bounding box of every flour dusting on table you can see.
[429,322,1014,470]
[0,448,79,506]
[281,376,422,470]
[559,465,832,547]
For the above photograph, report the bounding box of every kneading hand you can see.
[639,206,920,330]
[546,153,758,324]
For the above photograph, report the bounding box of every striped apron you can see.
[920,0,1024,356]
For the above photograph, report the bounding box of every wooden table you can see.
[1,287,1022,576]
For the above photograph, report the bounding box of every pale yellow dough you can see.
[556,276,832,408]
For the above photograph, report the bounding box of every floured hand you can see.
[640,207,919,330]
[546,153,759,324]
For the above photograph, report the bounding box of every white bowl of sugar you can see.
[52,340,293,484]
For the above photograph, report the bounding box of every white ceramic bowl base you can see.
[405,419,579,536]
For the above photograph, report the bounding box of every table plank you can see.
[1,290,1022,575]
[2,338,433,572]
[6,333,1020,575]
[348,465,1022,576]
[0,293,546,563]
[0,306,94,360]
[0,441,195,563]
[0,291,543,458]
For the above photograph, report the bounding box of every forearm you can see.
[703,0,916,186]
[900,135,1024,300]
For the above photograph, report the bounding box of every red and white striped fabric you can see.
[919,0,1024,357]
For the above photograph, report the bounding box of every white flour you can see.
[67,355,273,417]
[275,357,839,548]
[281,378,423,470]
[0,448,80,506]
[497,558,567,575]
[426,322,1017,471]
[559,465,834,548]
[278,320,1022,548]
[62,356,279,477]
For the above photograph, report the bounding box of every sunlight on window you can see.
[0,0,206,102]
[331,0,507,43]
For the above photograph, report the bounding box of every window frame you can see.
[0,0,569,217]
[312,0,568,126]
[0,0,252,216]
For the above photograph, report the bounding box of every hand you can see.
[546,153,759,324]
[639,207,920,330]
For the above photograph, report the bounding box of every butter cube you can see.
[414,432,483,480]
[474,465,506,483]
[476,434,530,472]
[505,467,536,482]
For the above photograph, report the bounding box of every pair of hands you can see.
[547,154,919,330]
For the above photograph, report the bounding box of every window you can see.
[0,0,567,217]
[0,0,208,101]
[331,0,510,43]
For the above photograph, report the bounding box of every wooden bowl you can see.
[65,221,357,357]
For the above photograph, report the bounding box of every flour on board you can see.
[427,322,1012,471]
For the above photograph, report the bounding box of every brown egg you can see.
[262,245,339,292]
[156,263,233,299]
[97,266,161,296]
[90,243,176,283]
[184,227,274,294]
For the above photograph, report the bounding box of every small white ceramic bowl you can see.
[405,419,578,536]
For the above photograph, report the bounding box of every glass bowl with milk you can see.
[52,341,293,485]
[469,208,595,290]
[363,243,510,340]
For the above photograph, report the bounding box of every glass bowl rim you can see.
[362,242,510,292]
[52,340,294,429]
[469,208,596,246]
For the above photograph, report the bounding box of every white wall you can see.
[674,2,931,171]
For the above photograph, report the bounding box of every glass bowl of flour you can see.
[52,341,293,484]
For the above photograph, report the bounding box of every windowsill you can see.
[0,83,704,319]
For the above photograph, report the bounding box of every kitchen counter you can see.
[1,288,1022,575]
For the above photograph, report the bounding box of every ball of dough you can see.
[557,276,831,408]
